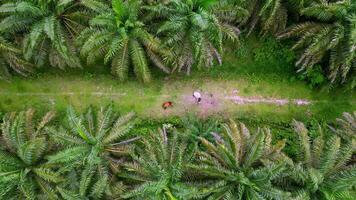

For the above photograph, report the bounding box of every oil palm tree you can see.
[289,120,355,199]
[47,105,138,199]
[180,115,221,154]
[0,0,86,69]
[79,0,170,83]
[55,168,126,200]
[329,111,356,165]
[0,35,32,78]
[245,0,307,35]
[245,0,288,35]
[119,127,196,199]
[186,120,292,199]
[0,109,60,199]
[329,112,356,142]
[81,0,111,12]
[154,0,246,74]
[279,0,356,87]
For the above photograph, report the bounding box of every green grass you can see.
[0,36,354,124]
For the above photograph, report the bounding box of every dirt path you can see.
[143,85,318,118]
[0,91,311,105]
[182,90,310,116]
[0,89,313,117]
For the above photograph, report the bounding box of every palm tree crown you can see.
[0,109,60,199]
[245,0,288,35]
[47,105,137,199]
[119,127,195,199]
[79,0,170,83]
[155,0,244,74]
[289,120,355,199]
[330,111,356,142]
[0,35,32,78]
[279,0,356,87]
[0,0,86,68]
[186,120,292,199]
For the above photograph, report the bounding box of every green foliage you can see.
[245,0,288,35]
[0,0,353,88]
[79,0,170,83]
[329,111,356,150]
[152,0,246,74]
[289,120,355,199]
[181,115,222,141]
[186,120,292,199]
[131,116,182,136]
[119,127,195,199]
[251,37,295,73]
[0,106,355,199]
[0,0,86,69]
[0,109,60,199]
[297,65,326,89]
[271,127,299,160]
[224,35,296,83]
[47,105,137,199]
[279,0,356,88]
[0,35,33,78]
[1,0,356,90]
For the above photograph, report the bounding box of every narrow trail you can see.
[0,92,127,96]
[155,88,354,118]
[1,86,354,119]
[0,76,353,119]
[0,91,353,104]
[0,91,324,106]
[169,90,312,117]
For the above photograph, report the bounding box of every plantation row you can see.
[0,0,355,87]
[0,105,355,199]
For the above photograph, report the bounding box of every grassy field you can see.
[0,36,354,124]
[0,69,354,123]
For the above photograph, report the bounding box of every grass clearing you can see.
[0,36,354,123]
[0,73,354,123]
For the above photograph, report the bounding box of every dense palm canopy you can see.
[186,120,292,199]
[331,111,356,142]
[0,104,354,199]
[47,105,137,199]
[0,0,85,69]
[180,115,221,152]
[289,120,355,199]
[329,111,356,164]
[279,0,356,87]
[0,0,353,87]
[79,0,170,83]
[153,0,245,74]
[246,0,289,35]
[0,109,59,199]
[0,35,32,78]
[119,127,195,199]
